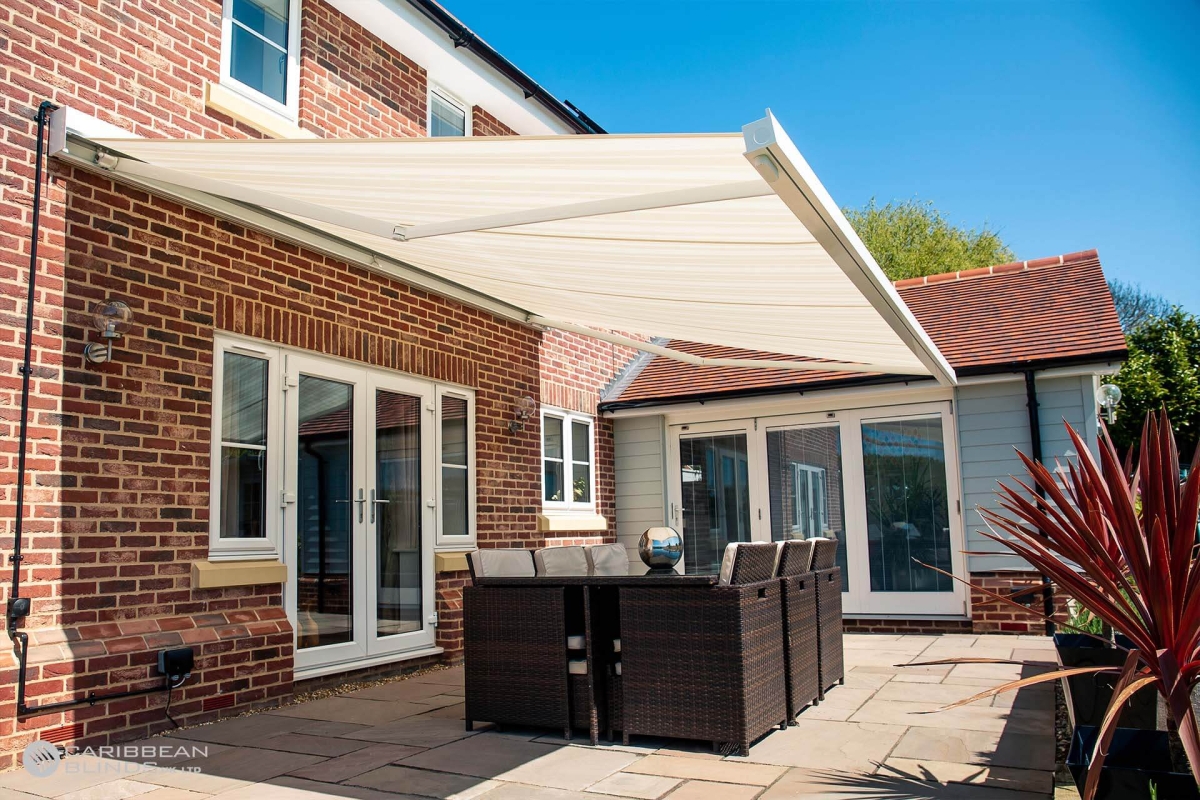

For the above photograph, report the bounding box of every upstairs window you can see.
[429,87,468,137]
[222,0,300,115]
[542,409,594,511]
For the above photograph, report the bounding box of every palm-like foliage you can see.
[910,411,1200,798]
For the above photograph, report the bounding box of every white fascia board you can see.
[323,0,572,135]
[53,133,531,326]
[742,111,958,388]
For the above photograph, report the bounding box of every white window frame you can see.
[209,335,283,560]
[209,335,478,559]
[428,85,471,137]
[219,0,302,121]
[540,407,595,513]
[435,386,476,549]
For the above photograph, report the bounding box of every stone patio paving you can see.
[0,633,1058,799]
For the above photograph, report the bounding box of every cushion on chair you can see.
[717,542,779,585]
[777,539,817,577]
[468,548,535,579]
[811,536,840,570]
[585,543,628,576]
[533,545,588,576]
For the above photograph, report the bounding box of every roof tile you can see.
[604,250,1125,406]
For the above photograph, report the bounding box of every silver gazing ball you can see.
[639,526,683,569]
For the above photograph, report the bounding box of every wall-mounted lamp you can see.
[83,300,132,365]
[1096,383,1122,425]
[508,395,536,434]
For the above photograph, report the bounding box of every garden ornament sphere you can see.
[639,526,683,570]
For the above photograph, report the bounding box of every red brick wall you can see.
[970,571,1067,635]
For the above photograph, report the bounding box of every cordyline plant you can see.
[907,410,1200,800]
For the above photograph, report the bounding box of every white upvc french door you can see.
[284,354,436,674]
[667,402,968,618]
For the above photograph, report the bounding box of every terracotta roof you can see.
[603,249,1126,408]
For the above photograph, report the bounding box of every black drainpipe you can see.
[1024,370,1055,636]
[9,102,183,717]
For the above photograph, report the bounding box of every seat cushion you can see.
[718,541,779,585]
[468,548,535,578]
[533,545,588,576]
[585,543,628,576]
[777,539,816,577]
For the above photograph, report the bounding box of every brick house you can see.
[0,0,1127,770]
[0,0,630,765]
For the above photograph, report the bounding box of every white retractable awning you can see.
[54,110,955,384]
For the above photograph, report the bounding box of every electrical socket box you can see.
[157,648,194,682]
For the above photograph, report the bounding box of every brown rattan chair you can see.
[776,540,819,719]
[810,537,844,697]
[618,542,788,756]
[464,550,574,738]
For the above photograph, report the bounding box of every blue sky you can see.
[451,0,1200,313]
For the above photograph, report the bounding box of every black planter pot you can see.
[1068,726,1198,799]
[1054,632,1157,729]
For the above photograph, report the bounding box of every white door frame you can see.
[284,353,441,674]
[285,353,370,672]
[665,401,968,617]
[365,372,437,657]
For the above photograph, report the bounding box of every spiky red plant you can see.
[911,411,1200,798]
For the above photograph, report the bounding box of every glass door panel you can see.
[766,424,848,587]
[679,433,752,574]
[373,389,422,639]
[295,375,357,651]
[861,416,953,593]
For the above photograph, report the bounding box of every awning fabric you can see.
[65,112,955,384]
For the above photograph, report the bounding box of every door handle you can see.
[353,488,365,523]
[370,489,389,523]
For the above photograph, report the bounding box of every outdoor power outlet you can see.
[157,648,194,682]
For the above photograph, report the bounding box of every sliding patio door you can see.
[285,354,436,674]
[668,402,967,617]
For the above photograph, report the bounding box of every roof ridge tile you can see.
[890,248,1099,289]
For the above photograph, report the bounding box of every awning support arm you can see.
[394,181,772,241]
[530,316,926,375]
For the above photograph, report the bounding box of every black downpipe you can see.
[1024,370,1056,636]
[9,102,178,717]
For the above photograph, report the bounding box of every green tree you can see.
[845,198,1015,281]
[1111,308,1200,459]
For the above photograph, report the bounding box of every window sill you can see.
[537,513,608,533]
[434,551,473,573]
[205,81,316,139]
[192,558,287,589]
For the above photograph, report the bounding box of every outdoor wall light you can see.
[83,299,133,365]
[509,395,536,434]
[1097,383,1122,424]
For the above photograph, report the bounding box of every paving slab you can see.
[57,778,162,800]
[665,780,763,800]
[287,743,423,783]
[170,715,313,746]
[340,715,482,747]
[624,754,785,786]
[396,735,563,778]
[341,680,459,702]
[408,668,465,687]
[849,698,1052,735]
[216,774,428,799]
[889,726,1056,771]
[496,745,638,790]
[731,719,905,773]
[478,784,610,800]
[256,732,370,757]
[584,771,681,799]
[758,767,1051,799]
[137,789,211,800]
[268,697,432,725]
[881,756,1053,794]
[346,764,492,797]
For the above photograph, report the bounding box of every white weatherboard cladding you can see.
[957,375,1096,573]
[614,416,667,573]
[82,128,949,378]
